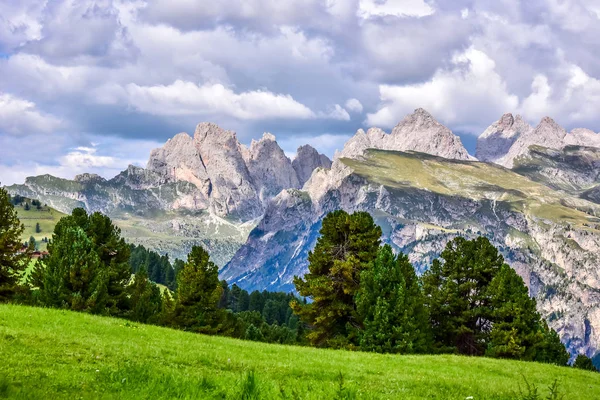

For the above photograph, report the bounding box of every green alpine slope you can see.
[0,304,598,399]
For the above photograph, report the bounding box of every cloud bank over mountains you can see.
[2,0,600,184]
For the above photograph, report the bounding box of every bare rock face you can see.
[331,109,473,162]
[478,115,600,169]
[245,133,301,203]
[565,128,600,148]
[146,132,212,198]
[74,173,107,184]
[292,144,332,186]
[476,114,533,163]
[385,108,474,160]
[193,123,263,220]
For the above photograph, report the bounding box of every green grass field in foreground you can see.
[0,304,598,399]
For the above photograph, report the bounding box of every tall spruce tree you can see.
[486,264,543,360]
[172,245,227,334]
[291,210,381,348]
[128,267,163,323]
[0,187,30,301]
[356,245,431,354]
[86,211,131,315]
[34,226,108,313]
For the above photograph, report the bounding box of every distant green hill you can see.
[0,304,598,399]
[13,199,65,251]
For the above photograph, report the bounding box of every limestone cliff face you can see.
[476,114,533,163]
[293,144,332,186]
[385,108,474,160]
[478,114,600,168]
[191,123,262,220]
[244,133,301,204]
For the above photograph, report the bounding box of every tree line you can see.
[291,210,594,368]
[0,187,597,370]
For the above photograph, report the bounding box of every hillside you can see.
[0,305,598,399]
[13,200,65,251]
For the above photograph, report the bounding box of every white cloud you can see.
[319,104,351,121]
[345,98,364,113]
[358,0,435,18]
[59,146,118,169]
[366,47,519,133]
[125,80,316,120]
[0,93,62,135]
[520,65,600,126]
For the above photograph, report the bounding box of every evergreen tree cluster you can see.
[29,208,132,316]
[129,244,182,291]
[221,283,303,344]
[292,210,570,366]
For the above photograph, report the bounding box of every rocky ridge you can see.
[477,114,600,168]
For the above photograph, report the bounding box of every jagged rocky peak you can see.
[146,132,208,188]
[244,132,300,202]
[387,108,474,160]
[565,128,600,148]
[335,109,473,161]
[293,144,332,186]
[190,122,262,220]
[74,173,106,184]
[497,116,567,168]
[476,113,533,163]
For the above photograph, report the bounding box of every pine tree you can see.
[35,226,108,313]
[32,209,131,315]
[0,187,30,301]
[129,267,163,323]
[531,321,570,366]
[86,211,131,315]
[423,237,506,355]
[423,236,570,363]
[172,246,226,334]
[356,245,431,354]
[486,264,541,359]
[291,210,382,348]
[35,223,41,234]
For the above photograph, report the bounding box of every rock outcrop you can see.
[293,145,333,186]
[385,108,474,160]
[244,133,301,203]
[478,114,600,168]
[476,114,533,163]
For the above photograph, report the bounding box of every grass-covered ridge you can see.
[341,149,600,229]
[1,304,598,399]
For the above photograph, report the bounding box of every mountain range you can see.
[6,108,600,360]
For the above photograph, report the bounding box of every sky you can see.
[2,0,600,185]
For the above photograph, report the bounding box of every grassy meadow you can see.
[15,202,65,251]
[0,304,598,399]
